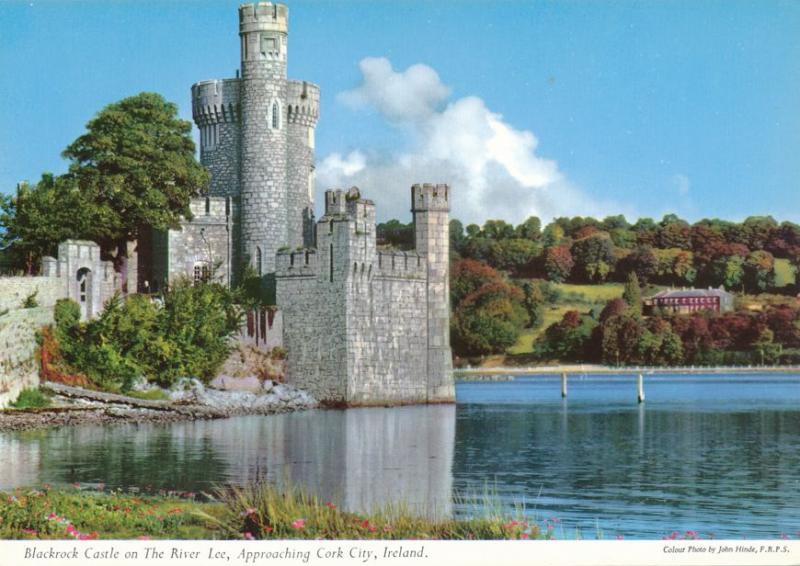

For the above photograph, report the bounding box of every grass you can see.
[0,486,224,540]
[0,484,548,541]
[9,388,51,409]
[507,283,625,356]
[125,389,170,401]
[774,259,796,288]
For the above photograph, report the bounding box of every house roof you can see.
[648,288,733,300]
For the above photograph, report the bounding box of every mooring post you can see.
[561,372,568,398]
[637,373,645,403]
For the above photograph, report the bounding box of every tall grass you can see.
[210,482,542,540]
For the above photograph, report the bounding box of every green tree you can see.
[542,245,573,283]
[623,272,642,314]
[61,92,209,259]
[0,175,91,273]
[515,216,542,240]
[743,250,776,293]
[521,280,545,329]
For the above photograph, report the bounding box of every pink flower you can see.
[47,513,58,520]
[615,535,624,540]
[136,536,151,541]
[325,502,337,509]
[291,519,306,530]
[240,508,258,517]
[520,533,530,540]
[781,533,789,540]
[243,532,255,540]
[21,528,38,536]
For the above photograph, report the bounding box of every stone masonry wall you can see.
[286,80,319,248]
[0,307,54,408]
[0,277,63,313]
[164,198,235,287]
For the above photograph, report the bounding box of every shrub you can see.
[10,388,50,409]
[51,280,242,391]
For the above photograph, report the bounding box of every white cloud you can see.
[338,57,450,123]
[319,57,622,225]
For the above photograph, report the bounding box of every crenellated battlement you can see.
[286,80,320,127]
[187,196,237,219]
[375,250,426,280]
[411,183,450,212]
[276,248,319,277]
[192,79,241,125]
[239,3,288,34]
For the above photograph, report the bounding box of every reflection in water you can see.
[0,405,455,519]
[2,374,800,538]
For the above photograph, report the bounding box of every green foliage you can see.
[521,281,545,329]
[22,290,39,309]
[0,487,219,540]
[622,272,642,313]
[534,310,596,361]
[376,219,414,250]
[53,280,242,390]
[570,233,615,282]
[237,264,276,308]
[0,93,207,273]
[9,388,50,409]
[451,260,527,356]
[0,175,92,273]
[62,92,209,245]
[542,245,573,283]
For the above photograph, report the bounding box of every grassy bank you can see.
[0,484,545,541]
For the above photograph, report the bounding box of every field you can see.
[507,283,625,355]
[774,258,796,288]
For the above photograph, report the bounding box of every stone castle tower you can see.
[142,2,455,405]
[191,2,318,279]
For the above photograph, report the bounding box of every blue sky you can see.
[1,0,798,225]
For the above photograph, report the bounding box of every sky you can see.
[1,0,799,226]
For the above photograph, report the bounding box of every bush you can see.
[10,388,50,409]
[52,280,243,391]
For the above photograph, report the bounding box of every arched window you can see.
[256,246,263,276]
[271,101,280,129]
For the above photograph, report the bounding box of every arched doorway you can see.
[76,267,93,320]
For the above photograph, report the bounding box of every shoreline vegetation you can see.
[0,484,550,541]
[1,483,789,541]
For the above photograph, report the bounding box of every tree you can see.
[623,272,642,314]
[377,219,414,249]
[570,233,615,282]
[481,219,515,240]
[61,92,209,258]
[0,174,92,273]
[449,219,466,255]
[542,245,574,283]
[521,280,545,329]
[515,216,542,240]
[743,250,776,293]
[619,245,658,283]
[535,310,596,362]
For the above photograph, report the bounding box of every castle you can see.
[137,3,455,405]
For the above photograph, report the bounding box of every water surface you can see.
[2,373,799,539]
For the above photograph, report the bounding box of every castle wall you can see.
[192,79,242,198]
[277,188,454,406]
[162,198,235,287]
[0,277,63,313]
[286,80,320,248]
[0,308,53,408]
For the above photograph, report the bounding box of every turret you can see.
[239,2,289,276]
[412,184,454,402]
[286,80,320,247]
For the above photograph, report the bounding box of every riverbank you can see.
[0,380,316,432]
[0,484,545,541]
[455,364,800,377]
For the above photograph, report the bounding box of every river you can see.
[1,373,799,539]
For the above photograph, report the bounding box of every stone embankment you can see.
[0,379,316,432]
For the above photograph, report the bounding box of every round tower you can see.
[286,79,320,247]
[191,78,241,198]
[239,2,289,276]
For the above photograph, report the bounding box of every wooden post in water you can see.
[637,373,645,403]
[561,372,568,398]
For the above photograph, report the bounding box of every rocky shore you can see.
[0,379,317,432]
